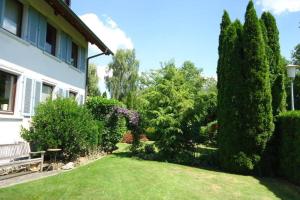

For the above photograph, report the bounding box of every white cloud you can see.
[256,0,300,14]
[80,13,134,54]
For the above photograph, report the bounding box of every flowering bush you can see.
[86,97,127,153]
[114,107,141,150]
[114,107,139,127]
[122,132,134,144]
[86,97,141,152]
[122,132,148,144]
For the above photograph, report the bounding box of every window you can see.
[69,91,77,98]
[2,0,22,36]
[45,23,57,56]
[0,70,17,113]
[41,83,53,102]
[71,42,78,68]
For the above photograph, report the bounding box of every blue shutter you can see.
[38,15,47,50]
[0,0,5,26]
[79,47,86,72]
[57,88,64,98]
[66,35,72,64]
[32,81,42,115]
[60,32,67,61]
[27,8,39,45]
[23,78,33,116]
[65,90,69,98]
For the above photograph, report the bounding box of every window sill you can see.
[0,111,14,115]
[0,28,30,47]
[43,51,62,63]
[0,114,23,121]
[68,64,83,74]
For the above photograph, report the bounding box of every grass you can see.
[0,144,299,200]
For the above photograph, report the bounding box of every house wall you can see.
[0,0,89,145]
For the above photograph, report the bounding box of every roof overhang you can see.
[45,0,114,56]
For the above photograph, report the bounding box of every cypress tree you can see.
[237,1,274,173]
[216,11,231,154]
[217,11,231,95]
[261,12,286,115]
[218,20,244,170]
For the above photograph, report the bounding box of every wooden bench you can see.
[0,142,45,174]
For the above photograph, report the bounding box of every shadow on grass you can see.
[257,177,300,200]
[113,145,300,200]
[113,151,133,158]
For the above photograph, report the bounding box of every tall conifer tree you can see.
[216,11,231,155]
[218,20,244,170]
[261,12,286,115]
[236,1,274,173]
[217,11,231,94]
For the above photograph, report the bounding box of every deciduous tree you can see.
[88,63,101,97]
[105,49,139,109]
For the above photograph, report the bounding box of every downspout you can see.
[85,50,110,101]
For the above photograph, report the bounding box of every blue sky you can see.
[72,0,300,91]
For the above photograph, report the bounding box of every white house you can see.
[0,0,112,144]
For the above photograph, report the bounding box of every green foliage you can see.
[105,49,139,109]
[100,114,126,153]
[274,112,300,185]
[144,127,158,141]
[261,12,286,115]
[217,20,245,172]
[136,61,216,159]
[144,143,156,154]
[86,97,127,153]
[88,63,101,97]
[240,1,274,173]
[199,121,218,145]
[291,43,300,65]
[21,98,99,160]
[217,10,231,101]
[217,1,274,174]
[184,92,217,140]
[86,96,124,120]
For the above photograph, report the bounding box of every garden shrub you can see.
[144,127,158,141]
[21,98,99,160]
[86,97,128,153]
[85,96,124,120]
[139,134,149,142]
[122,132,134,144]
[134,143,158,160]
[122,132,149,144]
[275,111,300,185]
[144,144,155,154]
[199,121,218,145]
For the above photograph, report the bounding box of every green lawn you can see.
[0,144,299,200]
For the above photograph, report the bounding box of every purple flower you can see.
[113,107,139,127]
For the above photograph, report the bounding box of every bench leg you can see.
[40,154,44,172]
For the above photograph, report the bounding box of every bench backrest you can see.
[0,142,31,161]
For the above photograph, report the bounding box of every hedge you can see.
[275,111,300,185]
